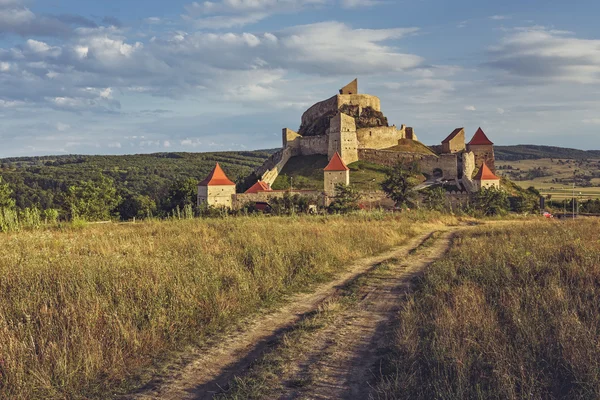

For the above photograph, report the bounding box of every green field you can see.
[496,158,600,200]
[272,156,388,191]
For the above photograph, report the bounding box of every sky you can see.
[1,0,600,157]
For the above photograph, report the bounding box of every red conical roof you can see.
[324,152,350,171]
[468,127,494,146]
[198,163,235,186]
[474,162,500,181]
[245,181,272,194]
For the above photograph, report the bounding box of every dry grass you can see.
[374,219,600,399]
[0,212,456,399]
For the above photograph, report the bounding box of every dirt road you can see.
[128,226,461,400]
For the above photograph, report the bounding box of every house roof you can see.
[324,152,350,171]
[198,163,236,186]
[442,127,464,144]
[474,162,500,181]
[468,127,494,146]
[245,181,272,194]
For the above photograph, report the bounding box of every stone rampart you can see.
[358,149,458,179]
[255,147,293,185]
[356,126,405,149]
[298,135,329,156]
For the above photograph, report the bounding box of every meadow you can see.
[375,219,600,399]
[0,212,455,399]
[496,158,600,201]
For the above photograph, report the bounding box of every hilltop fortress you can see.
[254,79,495,187]
[198,80,500,209]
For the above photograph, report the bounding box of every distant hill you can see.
[495,145,600,161]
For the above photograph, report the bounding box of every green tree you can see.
[0,176,16,209]
[64,174,120,221]
[118,194,157,220]
[423,186,447,211]
[471,187,510,216]
[163,178,198,214]
[328,184,361,214]
[381,161,421,208]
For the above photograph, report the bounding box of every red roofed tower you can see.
[324,152,350,196]
[467,127,495,172]
[197,163,237,209]
[473,162,501,190]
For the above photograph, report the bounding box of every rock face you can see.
[339,104,389,129]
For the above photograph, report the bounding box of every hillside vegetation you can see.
[0,151,273,212]
[0,213,455,399]
[375,220,600,399]
[272,156,388,191]
[495,145,600,161]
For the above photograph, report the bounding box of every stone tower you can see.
[324,152,350,196]
[328,112,359,165]
[197,163,237,209]
[441,128,466,154]
[467,127,495,172]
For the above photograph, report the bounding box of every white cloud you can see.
[487,27,600,84]
[108,142,122,148]
[497,107,505,114]
[490,15,509,20]
[56,122,71,131]
[340,0,381,8]
[184,0,328,28]
[163,140,171,148]
[583,118,600,125]
[465,105,476,111]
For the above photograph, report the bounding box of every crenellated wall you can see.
[356,126,405,149]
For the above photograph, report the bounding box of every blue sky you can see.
[1,0,600,157]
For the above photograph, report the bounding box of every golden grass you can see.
[374,219,600,399]
[0,212,456,399]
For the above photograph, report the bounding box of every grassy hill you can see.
[272,156,388,191]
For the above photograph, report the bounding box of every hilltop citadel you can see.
[198,80,500,209]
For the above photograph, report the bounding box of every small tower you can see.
[467,127,495,172]
[441,128,466,154]
[197,163,237,208]
[324,152,350,196]
[473,162,501,190]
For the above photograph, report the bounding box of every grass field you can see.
[496,158,600,200]
[0,212,457,399]
[375,219,600,399]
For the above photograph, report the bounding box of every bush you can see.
[328,184,361,214]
